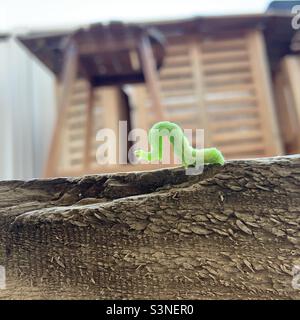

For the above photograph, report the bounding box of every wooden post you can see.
[273,56,300,154]
[44,39,79,177]
[282,57,300,130]
[190,38,211,147]
[247,30,283,156]
[139,35,165,122]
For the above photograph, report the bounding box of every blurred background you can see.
[0,0,300,179]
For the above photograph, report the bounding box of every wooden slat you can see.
[210,117,260,131]
[72,81,89,93]
[149,111,197,124]
[159,66,193,79]
[163,102,196,111]
[70,93,89,105]
[205,83,255,93]
[204,70,251,80]
[68,119,85,128]
[212,130,262,144]
[160,89,195,98]
[130,85,149,131]
[68,132,85,141]
[218,141,265,155]
[202,38,246,51]
[208,106,258,118]
[205,96,257,106]
[166,45,189,55]
[202,50,248,64]
[163,56,191,67]
[67,110,85,118]
[202,61,250,74]
[69,146,84,154]
[67,137,85,146]
[204,72,252,86]
[160,78,194,90]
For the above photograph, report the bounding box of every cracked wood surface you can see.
[0,156,299,299]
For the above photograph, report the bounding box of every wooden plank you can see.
[208,106,258,117]
[205,83,255,93]
[139,35,165,121]
[163,102,196,111]
[70,88,88,103]
[166,44,189,55]
[204,72,252,86]
[69,159,83,167]
[202,61,250,74]
[202,50,248,64]
[282,57,300,134]
[161,95,197,104]
[210,117,260,131]
[205,96,257,106]
[67,109,85,118]
[73,79,89,90]
[201,38,246,52]
[68,133,85,142]
[129,49,140,70]
[163,56,191,67]
[218,141,265,155]
[77,38,137,55]
[149,111,196,124]
[159,66,193,79]
[160,78,194,90]
[168,110,198,121]
[100,87,126,164]
[212,129,262,144]
[204,71,251,81]
[273,57,300,153]
[68,120,85,130]
[160,88,195,97]
[69,146,84,154]
[68,139,85,148]
[130,85,149,130]
[191,39,211,145]
[44,40,79,177]
[247,30,283,156]
[5,157,300,298]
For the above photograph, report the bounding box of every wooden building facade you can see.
[130,29,282,160]
[18,14,299,177]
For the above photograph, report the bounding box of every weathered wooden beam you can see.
[0,155,299,299]
[77,39,137,56]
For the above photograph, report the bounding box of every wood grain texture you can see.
[0,156,300,300]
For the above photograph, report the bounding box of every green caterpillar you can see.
[135,121,225,167]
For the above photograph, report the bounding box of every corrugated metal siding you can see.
[0,37,56,180]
